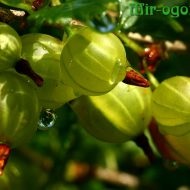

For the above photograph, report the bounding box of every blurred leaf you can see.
[1,1,190,189]
[156,0,188,6]
[28,0,118,32]
[0,0,32,11]
[129,15,184,41]
[119,0,138,29]
[0,0,50,12]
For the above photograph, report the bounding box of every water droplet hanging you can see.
[164,159,179,170]
[38,109,57,130]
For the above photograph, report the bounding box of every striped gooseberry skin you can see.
[152,76,190,136]
[162,132,190,166]
[21,33,78,109]
[70,82,152,143]
[21,33,63,62]
[149,119,190,166]
[0,71,40,148]
[60,27,129,96]
[0,22,22,70]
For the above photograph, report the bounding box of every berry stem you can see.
[146,71,160,89]
[15,59,44,87]
[65,161,139,188]
[116,31,144,55]
[167,17,183,33]
[142,59,160,89]
[116,31,160,89]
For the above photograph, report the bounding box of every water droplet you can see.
[65,59,73,68]
[109,59,126,85]
[164,159,179,170]
[38,109,57,130]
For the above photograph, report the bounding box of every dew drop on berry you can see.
[164,159,179,170]
[109,59,126,85]
[38,109,57,130]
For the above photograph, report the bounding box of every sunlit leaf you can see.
[119,0,138,29]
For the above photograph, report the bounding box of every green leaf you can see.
[119,0,138,29]
[156,0,188,7]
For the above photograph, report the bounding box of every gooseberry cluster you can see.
[0,22,153,172]
[150,76,190,166]
[1,16,190,172]
[0,22,80,151]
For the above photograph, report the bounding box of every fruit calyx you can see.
[15,58,44,87]
[123,68,150,87]
[0,144,11,175]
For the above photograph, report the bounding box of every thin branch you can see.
[128,32,187,51]
[65,161,140,188]
[95,166,140,188]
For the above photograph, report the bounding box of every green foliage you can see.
[0,0,190,189]
[28,0,118,31]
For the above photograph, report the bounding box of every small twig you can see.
[65,161,140,188]
[0,7,28,32]
[128,32,187,52]
[165,40,187,51]
[0,7,16,23]
[128,32,153,43]
[94,167,140,188]
[146,71,160,90]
